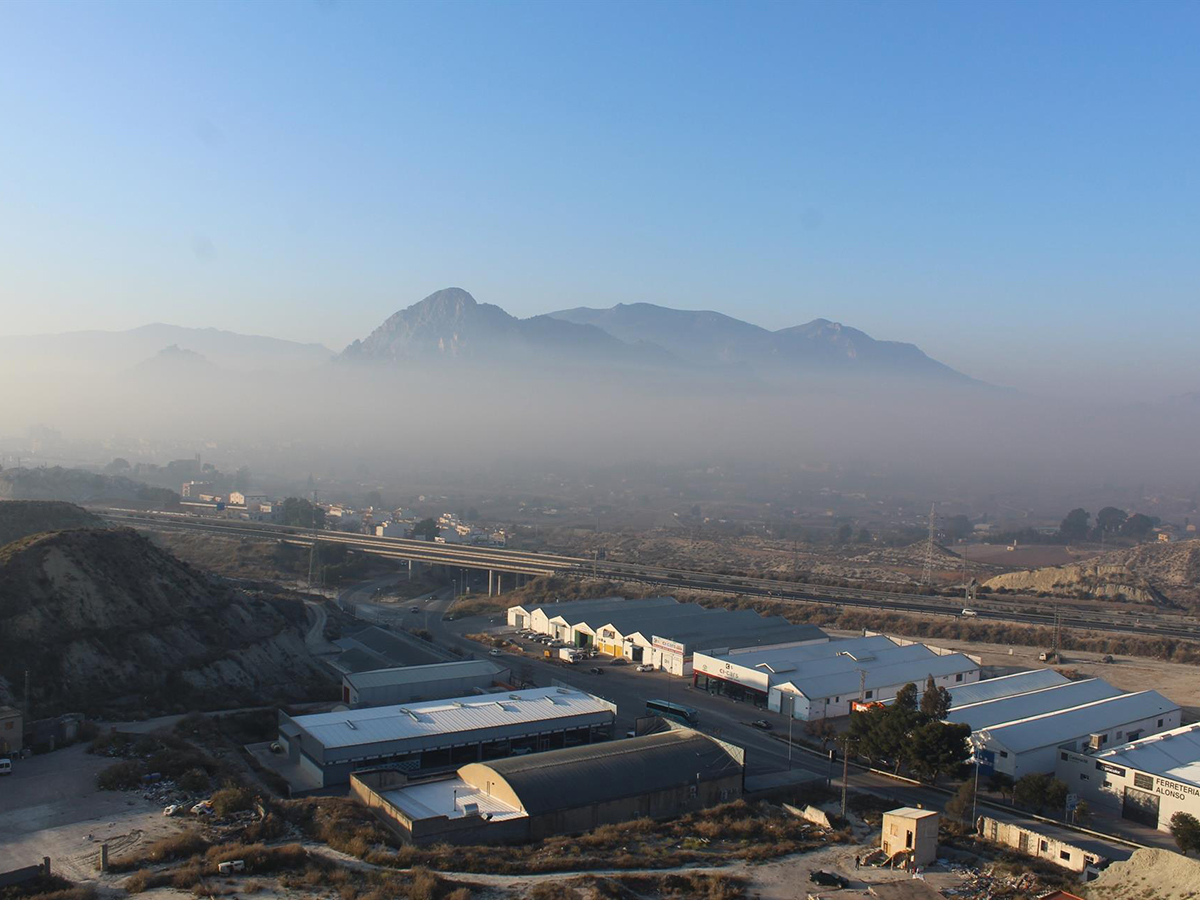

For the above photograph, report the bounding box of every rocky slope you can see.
[0,466,178,505]
[0,500,102,547]
[983,540,1200,604]
[0,527,330,714]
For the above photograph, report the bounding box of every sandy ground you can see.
[0,744,184,881]
[830,628,1200,719]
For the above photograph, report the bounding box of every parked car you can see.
[0,758,13,776]
[636,664,652,672]
[610,657,628,666]
[1102,654,1114,663]
[751,719,772,730]
[489,648,503,656]
[589,666,605,675]
[809,871,849,888]
[162,804,184,817]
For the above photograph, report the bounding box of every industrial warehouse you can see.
[507,596,828,674]
[1056,722,1200,831]
[341,659,511,708]
[276,686,616,789]
[974,690,1181,779]
[351,727,745,845]
[693,634,981,719]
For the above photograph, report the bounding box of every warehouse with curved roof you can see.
[351,728,746,845]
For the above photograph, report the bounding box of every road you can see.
[102,508,1200,643]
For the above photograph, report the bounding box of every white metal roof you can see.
[713,634,898,675]
[345,660,504,691]
[979,691,1180,754]
[778,649,978,701]
[294,686,613,750]
[1095,723,1200,788]
[947,679,1123,731]
[882,668,1069,707]
[382,777,527,822]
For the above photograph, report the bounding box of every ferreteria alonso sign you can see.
[1154,777,1200,802]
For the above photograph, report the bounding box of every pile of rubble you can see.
[937,862,1043,900]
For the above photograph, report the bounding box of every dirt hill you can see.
[984,539,1200,605]
[0,499,103,547]
[0,527,330,715]
[0,465,178,505]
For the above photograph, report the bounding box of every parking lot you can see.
[0,744,183,880]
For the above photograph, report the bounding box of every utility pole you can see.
[840,740,850,818]
[921,502,937,585]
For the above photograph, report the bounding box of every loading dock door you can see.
[1122,787,1160,828]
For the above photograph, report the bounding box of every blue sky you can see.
[1,0,1197,398]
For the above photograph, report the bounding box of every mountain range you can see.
[340,287,977,384]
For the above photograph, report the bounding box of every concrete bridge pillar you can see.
[488,569,495,596]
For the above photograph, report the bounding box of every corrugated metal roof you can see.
[463,730,742,815]
[587,604,709,635]
[345,660,505,691]
[947,679,1123,731]
[649,615,828,651]
[881,668,1070,707]
[717,634,898,671]
[781,650,979,701]
[294,686,614,750]
[980,691,1180,753]
[1094,723,1200,788]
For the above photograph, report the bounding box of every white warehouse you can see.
[693,635,980,720]
[974,690,1181,780]
[1056,722,1200,832]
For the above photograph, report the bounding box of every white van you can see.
[0,758,12,775]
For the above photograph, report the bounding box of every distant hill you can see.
[340,288,978,384]
[0,322,331,375]
[0,527,329,714]
[551,302,975,382]
[341,287,668,366]
[984,539,1200,605]
[0,467,178,505]
[0,500,102,548]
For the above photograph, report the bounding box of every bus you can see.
[645,699,699,726]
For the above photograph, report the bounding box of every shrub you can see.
[97,760,146,791]
[108,830,211,872]
[210,786,255,817]
[178,768,211,793]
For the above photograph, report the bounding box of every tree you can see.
[944,775,976,826]
[1073,799,1091,826]
[805,718,836,748]
[908,721,972,782]
[233,466,251,492]
[944,515,973,542]
[836,523,853,543]
[856,528,873,544]
[920,675,952,720]
[1059,508,1091,542]
[1013,773,1069,814]
[281,497,325,530]
[988,771,1015,800]
[1170,812,1200,855]
[1097,506,1128,535]
[411,517,440,541]
[1123,513,1159,539]
[894,682,919,711]
[104,457,131,474]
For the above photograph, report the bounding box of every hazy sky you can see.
[2,1,1198,399]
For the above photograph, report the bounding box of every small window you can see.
[1061,753,1069,761]
[688,784,697,799]
[865,690,873,699]
[999,751,1008,758]
[1040,840,1049,852]
[1158,719,1164,727]
[1116,731,1124,739]
[1103,780,1112,788]
[1080,773,1089,781]
[956,673,964,682]
[1060,851,1071,861]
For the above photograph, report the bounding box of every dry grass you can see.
[357,800,829,875]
